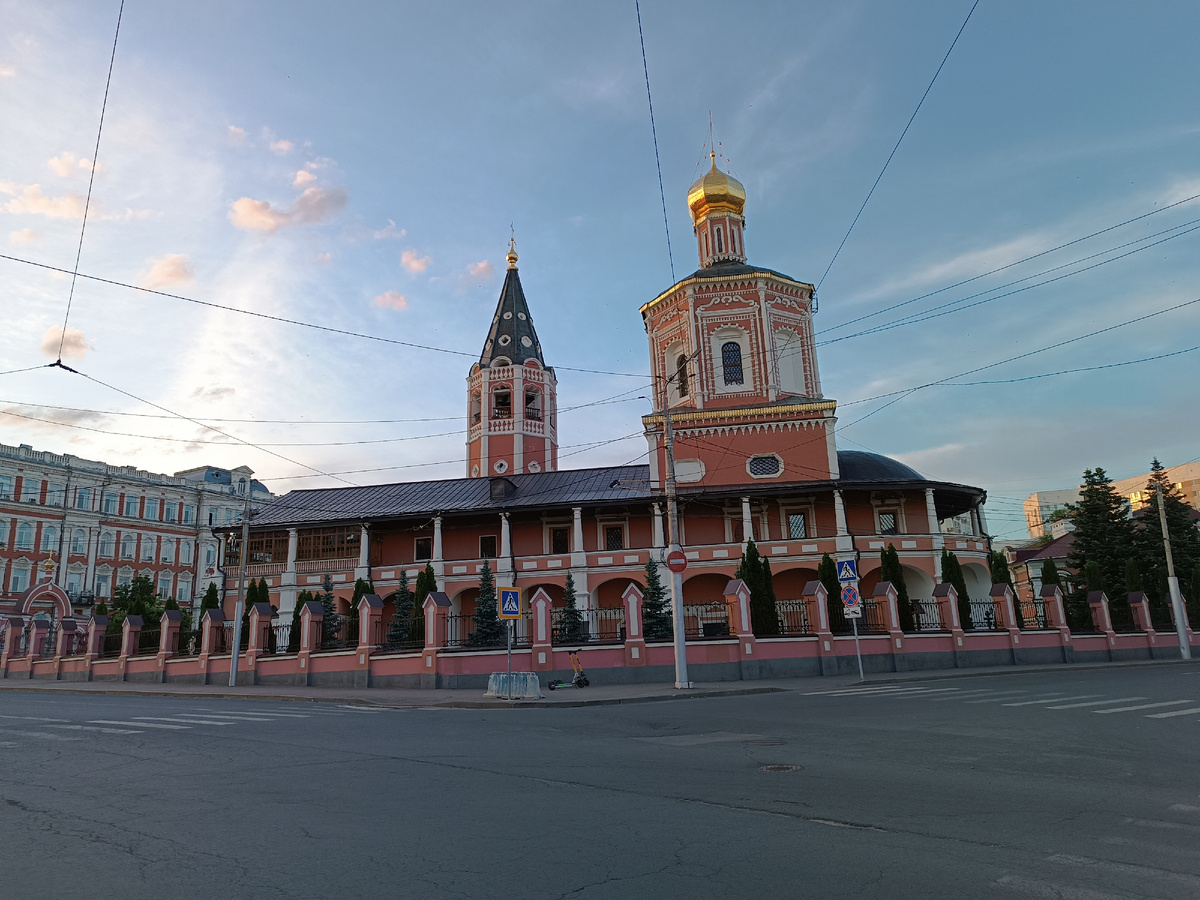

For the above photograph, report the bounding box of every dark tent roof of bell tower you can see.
[479,266,546,368]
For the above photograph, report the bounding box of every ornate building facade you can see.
[229,160,994,638]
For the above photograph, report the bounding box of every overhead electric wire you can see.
[56,0,124,362]
[635,0,675,284]
[816,0,981,290]
[0,253,649,379]
[819,188,1200,336]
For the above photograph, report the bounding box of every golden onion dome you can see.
[687,153,746,221]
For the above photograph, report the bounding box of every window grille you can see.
[721,342,744,385]
[676,355,689,397]
[879,512,898,535]
[550,528,569,555]
[479,535,498,559]
[748,455,780,476]
[787,514,807,540]
[605,526,624,551]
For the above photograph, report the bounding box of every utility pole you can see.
[228,492,252,686]
[662,405,692,689]
[1156,483,1191,661]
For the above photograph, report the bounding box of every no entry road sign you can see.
[499,588,520,619]
[666,550,688,574]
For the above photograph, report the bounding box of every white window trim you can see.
[724,509,768,544]
[871,498,907,536]
[674,458,706,484]
[746,453,785,480]
[595,517,629,552]
[710,326,752,393]
[780,504,817,540]
[542,519,572,556]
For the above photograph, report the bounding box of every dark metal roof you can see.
[683,259,810,285]
[250,464,653,528]
[480,266,546,367]
[837,450,926,483]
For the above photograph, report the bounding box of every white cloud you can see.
[1162,177,1200,205]
[0,66,15,77]
[48,151,75,177]
[468,260,494,279]
[1,182,86,218]
[228,185,347,233]
[140,253,195,289]
[190,385,235,401]
[293,169,316,187]
[372,219,405,240]
[41,326,92,360]
[270,139,294,154]
[9,228,37,244]
[401,249,431,273]
[315,251,332,265]
[373,291,408,311]
[227,125,248,145]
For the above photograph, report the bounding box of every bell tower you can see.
[466,240,558,478]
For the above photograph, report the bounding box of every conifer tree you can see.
[387,570,414,644]
[557,572,585,643]
[200,582,220,615]
[736,540,780,636]
[347,577,372,647]
[1137,459,1200,616]
[641,558,672,641]
[1039,558,1060,589]
[818,553,844,630]
[1124,557,1143,594]
[1189,563,1200,628]
[287,590,310,653]
[989,550,1014,588]
[761,557,779,635]
[881,544,914,632]
[941,549,972,629]
[1065,468,1137,610]
[414,564,437,606]
[320,574,341,644]
[468,561,504,646]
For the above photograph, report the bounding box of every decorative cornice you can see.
[642,400,836,427]
[641,272,815,317]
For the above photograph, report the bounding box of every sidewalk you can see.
[1,656,1195,708]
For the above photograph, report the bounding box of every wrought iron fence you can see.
[211,624,232,655]
[682,604,730,639]
[1017,597,1048,630]
[962,598,1004,631]
[774,599,813,636]
[908,598,945,633]
[378,615,424,654]
[444,612,532,649]
[552,607,625,644]
[1108,598,1138,633]
[39,621,58,658]
[271,623,293,654]
[859,596,889,634]
[136,628,161,656]
[174,629,200,658]
[828,598,853,635]
[1148,595,1174,631]
[319,620,356,652]
[101,631,124,658]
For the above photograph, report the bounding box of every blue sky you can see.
[2,1,1198,543]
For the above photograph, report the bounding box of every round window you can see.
[520,335,532,347]
[498,334,511,346]
[493,460,508,474]
[748,455,781,477]
[517,312,527,320]
[503,311,513,319]
[528,461,541,473]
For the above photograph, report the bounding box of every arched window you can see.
[774,329,806,395]
[161,537,175,563]
[676,354,689,398]
[721,342,744,385]
[71,528,87,555]
[180,542,193,565]
[16,522,34,550]
[730,227,739,256]
[99,531,115,557]
[120,534,135,559]
[714,227,724,254]
[703,231,710,260]
[41,525,58,552]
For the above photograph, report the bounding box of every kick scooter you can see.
[546,650,589,690]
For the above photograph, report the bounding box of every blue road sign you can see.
[836,559,858,582]
[841,584,863,618]
[499,588,520,619]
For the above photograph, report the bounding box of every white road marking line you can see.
[965,694,1070,704]
[804,685,940,696]
[1047,697,1146,709]
[929,690,1027,702]
[1146,706,1200,718]
[1169,804,1200,813]
[45,724,143,734]
[168,714,275,722]
[0,715,70,722]
[89,720,191,730]
[0,742,16,748]
[0,729,80,741]
[335,705,385,713]
[1047,852,1200,891]
[133,717,237,726]
[1094,700,1195,714]
[1003,694,1099,707]
[208,711,311,718]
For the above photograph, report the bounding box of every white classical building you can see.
[0,441,273,616]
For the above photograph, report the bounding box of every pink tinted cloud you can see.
[141,253,195,289]
[41,326,92,360]
[401,249,431,273]
[228,186,347,233]
[468,260,494,279]
[373,291,408,311]
[2,183,86,218]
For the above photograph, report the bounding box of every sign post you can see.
[499,588,520,700]
[841,584,865,682]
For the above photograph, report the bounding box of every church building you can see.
[229,158,993,640]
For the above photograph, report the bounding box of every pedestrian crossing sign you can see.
[837,559,858,582]
[499,588,520,619]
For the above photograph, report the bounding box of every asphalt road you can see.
[3,666,1200,899]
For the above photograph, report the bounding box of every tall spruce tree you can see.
[287,590,311,652]
[941,549,972,629]
[347,577,373,646]
[414,564,437,607]
[1189,563,1200,628]
[1137,459,1200,615]
[818,552,844,630]
[387,570,414,644]
[1065,468,1137,610]
[199,582,220,615]
[642,558,672,641]
[989,550,1014,588]
[880,544,913,632]
[320,574,341,644]
[468,561,504,646]
[557,572,585,643]
[1124,557,1144,594]
[736,540,779,636]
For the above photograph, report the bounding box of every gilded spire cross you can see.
[506,234,518,269]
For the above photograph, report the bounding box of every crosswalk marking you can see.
[0,715,70,722]
[46,724,143,734]
[930,690,1027,702]
[1047,697,1146,709]
[0,729,80,741]
[965,694,1067,704]
[187,708,312,718]
[89,719,191,730]
[1003,694,1099,707]
[1094,700,1195,714]
[134,717,236,726]
[1145,706,1200,719]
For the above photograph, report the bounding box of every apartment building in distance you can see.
[0,441,273,616]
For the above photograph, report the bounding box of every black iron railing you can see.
[552,608,624,644]
[962,598,1004,631]
[682,604,730,639]
[378,615,424,654]
[908,598,946,633]
[774,599,813,636]
[1017,597,1048,630]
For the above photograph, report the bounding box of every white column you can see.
[833,490,852,553]
[741,497,754,543]
[499,512,512,575]
[286,528,298,571]
[970,507,981,537]
[571,507,585,562]
[432,515,444,589]
[976,503,989,537]
[651,503,665,552]
[925,489,944,552]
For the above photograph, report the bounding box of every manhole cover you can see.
[743,739,785,746]
[759,764,803,773]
